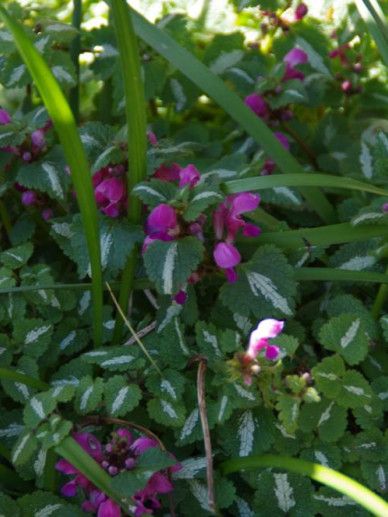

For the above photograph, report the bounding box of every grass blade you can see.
[355,0,388,66]
[0,367,48,390]
[295,267,388,284]
[0,7,103,346]
[220,455,388,516]
[130,7,335,224]
[111,0,148,343]
[253,222,388,249]
[70,0,82,122]
[224,173,388,196]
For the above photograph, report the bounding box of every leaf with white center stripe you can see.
[300,444,342,470]
[253,471,314,515]
[312,355,346,399]
[81,346,139,371]
[147,397,186,427]
[75,376,103,415]
[195,321,223,364]
[183,180,223,221]
[104,375,141,417]
[299,398,347,442]
[132,179,177,208]
[144,236,204,295]
[157,317,190,369]
[13,318,53,359]
[0,242,33,270]
[146,369,186,402]
[11,430,38,466]
[178,408,201,444]
[173,457,207,479]
[338,370,373,409]
[276,394,300,434]
[361,461,388,494]
[372,376,388,411]
[17,491,84,516]
[319,314,369,365]
[221,245,296,319]
[313,487,361,516]
[24,393,57,429]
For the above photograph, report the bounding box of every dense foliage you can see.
[0,0,387,515]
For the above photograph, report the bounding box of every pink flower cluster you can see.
[56,429,180,517]
[241,318,284,385]
[213,193,261,282]
[92,164,127,218]
[329,40,363,95]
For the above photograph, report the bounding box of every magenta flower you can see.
[179,164,200,188]
[146,204,178,239]
[0,108,11,125]
[147,131,158,146]
[246,318,284,361]
[283,48,308,81]
[295,3,308,20]
[92,165,127,218]
[341,80,352,94]
[21,190,38,206]
[56,429,180,517]
[262,131,290,175]
[382,203,388,213]
[213,242,241,282]
[213,193,260,243]
[42,208,54,221]
[153,163,181,182]
[244,93,269,119]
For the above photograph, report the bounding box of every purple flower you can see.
[213,192,261,243]
[295,3,308,20]
[382,203,388,213]
[262,132,290,175]
[246,318,284,360]
[21,190,38,206]
[244,93,269,119]
[153,163,181,182]
[42,208,54,221]
[274,131,290,151]
[0,109,11,125]
[147,131,158,146]
[213,242,241,283]
[31,128,45,150]
[174,290,188,305]
[283,48,308,81]
[146,204,178,240]
[93,167,127,218]
[179,164,200,188]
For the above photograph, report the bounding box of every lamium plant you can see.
[0,0,388,516]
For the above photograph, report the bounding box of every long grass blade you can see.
[70,0,82,122]
[224,173,388,196]
[295,267,388,284]
[129,7,335,224]
[0,367,48,390]
[220,455,388,516]
[111,0,148,343]
[355,0,388,66]
[0,7,103,346]
[254,222,387,249]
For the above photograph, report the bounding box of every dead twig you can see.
[196,358,217,515]
[123,320,157,346]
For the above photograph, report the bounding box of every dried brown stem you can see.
[123,321,156,346]
[196,359,217,514]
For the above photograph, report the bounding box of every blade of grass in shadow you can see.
[224,173,388,196]
[249,222,388,249]
[356,0,388,66]
[0,367,48,391]
[111,0,147,343]
[220,455,388,516]
[70,0,82,122]
[295,267,388,284]
[129,7,336,224]
[0,6,103,347]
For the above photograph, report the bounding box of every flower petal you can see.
[97,498,121,517]
[213,242,241,269]
[283,48,308,67]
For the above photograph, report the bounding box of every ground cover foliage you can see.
[0,0,388,515]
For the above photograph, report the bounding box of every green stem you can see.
[0,367,48,390]
[0,199,12,241]
[111,0,147,343]
[371,265,388,318]
[220,455,388,516]
[70,0,82,122]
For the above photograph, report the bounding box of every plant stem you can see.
[371,265,388,318]
[70,0,82,122]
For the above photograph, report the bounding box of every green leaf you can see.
[312,355,346,399]
[371,376,388,411]
[276,395,300,434]
[221,245,297,319]
[361,461,388,493]
[82,347,139,371]
[338,370,373,409]
[299,398,347,443]
[104,376,141,417]
[147,397,186,427]
[318,314,370,366]
[17,490,84,516]
[146,369,186,402]
[183,182,223,222]
[37,415,73,449]
[0,243,33,269]
[137,446,176,470]
[144,237,204,295]
[75,376,104,414]
[0,493,20,516]
[11,431,38,467]
[13,318,53,359]
[0,5,103,346]
[132,179,178,208]
[23,393,57,429]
